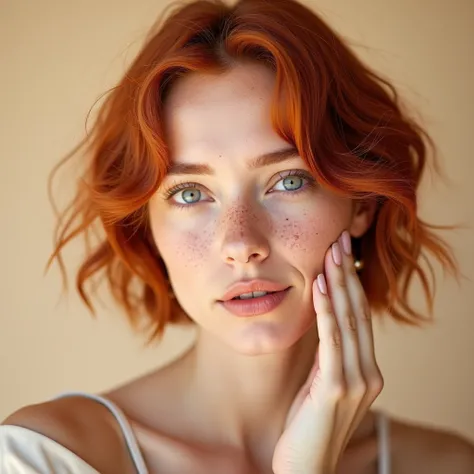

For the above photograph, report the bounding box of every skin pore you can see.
[142,61,376,471]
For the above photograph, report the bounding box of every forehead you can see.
[163,63,283,163]
[165,61,275,110]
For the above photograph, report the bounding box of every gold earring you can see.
[354,259,364,272]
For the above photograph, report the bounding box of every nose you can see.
[219,206,270,265]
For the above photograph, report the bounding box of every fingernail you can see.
[341,231,352,256]
[317,274,327,294]
[332,242,342,266]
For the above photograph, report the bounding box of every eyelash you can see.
[161,170,317,209]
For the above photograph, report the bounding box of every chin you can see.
[224,317,315,356]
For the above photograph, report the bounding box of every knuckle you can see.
[328,381,346,400]
[322,299,334,315]
[344,313,357,332]
[309,372,324,397]
[348,260,358,276]
[312,371,324,387]
[369,370,385,395]
[334,272,347,289]
[358,301,372,321]
[349,377,367,398]
[330,330,342,349]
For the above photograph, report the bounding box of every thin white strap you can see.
[376,411,391,474]
[53,391,149,474]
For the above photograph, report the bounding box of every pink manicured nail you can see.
[317,274,327,295]
[332,242,342,266]
[341,231,352,256]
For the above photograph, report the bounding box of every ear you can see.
[348,199,378,238]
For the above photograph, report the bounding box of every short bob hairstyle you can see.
[48,0,458,341]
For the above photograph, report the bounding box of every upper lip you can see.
[219,279,290,302]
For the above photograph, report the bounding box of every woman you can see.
[1,0,473,473]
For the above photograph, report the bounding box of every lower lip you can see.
[218,288,291,317]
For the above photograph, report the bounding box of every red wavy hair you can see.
[47,0,458,341]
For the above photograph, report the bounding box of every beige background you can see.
[1,0,473,440]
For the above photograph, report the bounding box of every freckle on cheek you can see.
[180,228,213,268]
[280,218,321,252]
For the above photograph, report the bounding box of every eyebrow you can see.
[166,146,299,176]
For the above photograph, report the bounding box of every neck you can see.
[179,327,317,454]
[177,326,377,456]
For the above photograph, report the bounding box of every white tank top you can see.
[0,391,391,474]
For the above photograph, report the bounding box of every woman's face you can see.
[149,62,365,355]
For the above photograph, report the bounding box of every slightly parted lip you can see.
[218,279,291,302]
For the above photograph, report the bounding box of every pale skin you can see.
[272,230,384,474]
[3,62,474,474]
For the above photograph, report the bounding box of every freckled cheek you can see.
[275,218,324,267]
[272,210,348,274]
[154,226,214,272]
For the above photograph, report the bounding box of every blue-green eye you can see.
[181,188,201,204]
[274,175,305,192]
[162,169,316,208]
[162,182,209,205]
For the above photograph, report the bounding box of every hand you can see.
[272,230,384,474]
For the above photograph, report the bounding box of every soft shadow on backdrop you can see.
[1,0,473,439]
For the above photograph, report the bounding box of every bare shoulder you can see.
[391,416,474,474]
[1,396,136,474]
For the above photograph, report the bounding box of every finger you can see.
[339,231,383,400]
[325,240,363,390]
[338,231,384,447]
[312,273,344,395]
